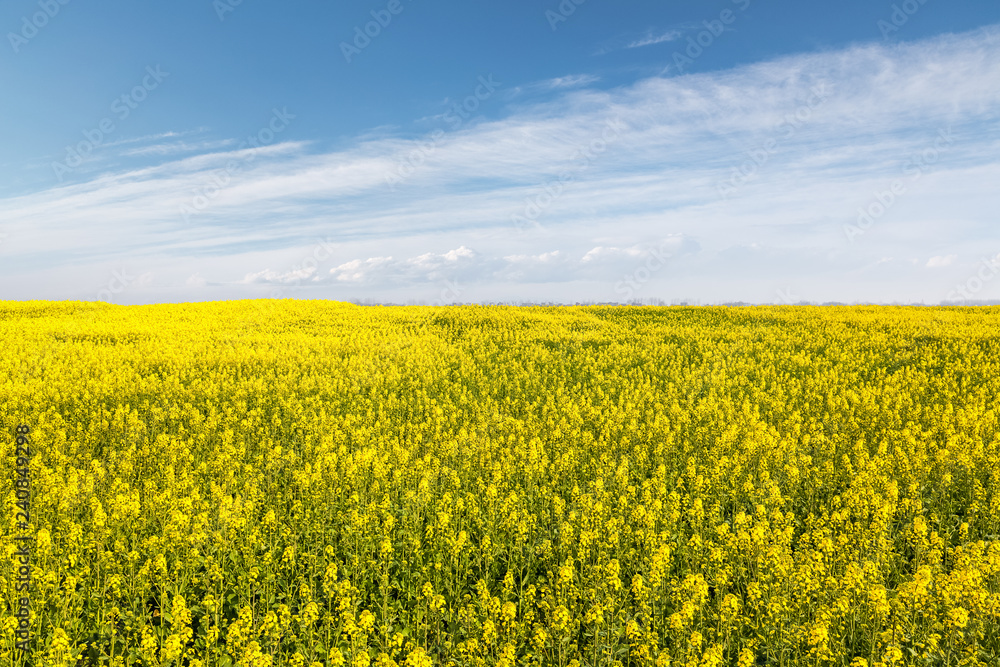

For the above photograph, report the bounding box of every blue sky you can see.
[1,0,999,304]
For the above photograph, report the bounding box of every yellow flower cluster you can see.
[1,301,999,666]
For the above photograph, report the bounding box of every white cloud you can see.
[120,139,237,157]
[582,246,642,263]
[242,266,319,285]
[596,28,684,54]
[443,246,476,261]
[543,74,601,89]
[324,248,485,285]
[329,257,394,284]
[100,131,189,148]
[503,74,600,100]
[503,250,563,264]
[626,30,683,49]
[926,254,957,268]
[234,241,698,290]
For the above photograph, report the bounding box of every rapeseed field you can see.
[1,301,998,667]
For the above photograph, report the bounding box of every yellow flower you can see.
[482,619,497,645]
[553,605,572,634]
[947,607,969,629]
[808,621,828,648]
[162,633,184,662]
[625,619,641,642]
[359,609,377,633]
[882,645,903,665]
[404,648,432,667]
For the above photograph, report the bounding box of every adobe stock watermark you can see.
[430,278,462,306]
[946,254,1000,302]
[843,127,955,243]
[385,75,501,192]
[775,287,803,304]
[97,269,152,303]
[512,117,627,232]
[7,0,72,54]
[214,0,249,21]
[545,0,588,31]
[51,66,170,182]
[878,0,932,39]
[718,83,830,199]
[341,0,413,63]
[180,108,295,223]
[613,243,675,300]
[671,0,752,74]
